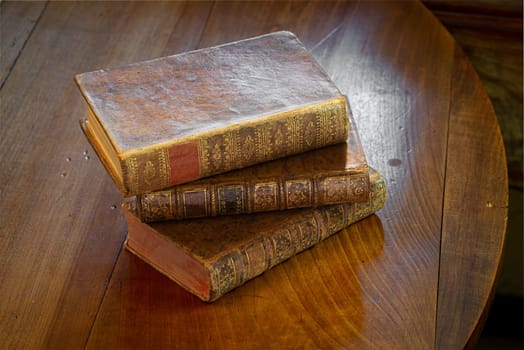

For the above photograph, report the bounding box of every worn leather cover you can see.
[75,31,348,196]
[124,169,386,302]
[135,114,369,222]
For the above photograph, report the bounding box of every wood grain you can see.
[436,46,508,350]
[0,2,212,349]
[86,215,387,349]
[447,28,522,188]
[312,2,455,347]
[0,1,508,349]
[0,1,47,87]
[196,0,352,50]
[424,0,523,188]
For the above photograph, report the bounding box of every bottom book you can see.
[123,169,386,302]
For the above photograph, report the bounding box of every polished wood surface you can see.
[424,0,523,189]
[0,1,508,349]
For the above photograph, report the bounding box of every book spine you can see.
[207,171,386,301]
[136,171,370,222]
[120,97,349,196]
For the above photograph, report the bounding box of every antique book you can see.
[123,169,386,302]
[75,31,349,196]
[134,114,369,222]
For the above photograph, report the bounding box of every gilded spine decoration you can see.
[211,174,386,301]
[122,99,346,196]
[137,172,370,222]
[123,149,170,196]
[198,98,347,179]
[208,173,386,301]
[252,182,278,212]
[209,215,320,301]
[139,190,173,221]
[123,157,139,196]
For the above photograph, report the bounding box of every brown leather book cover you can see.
[134,114,369,222]
[123,169,386,302]
[75,31,349,196]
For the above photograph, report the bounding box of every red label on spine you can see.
[168,142,200,185]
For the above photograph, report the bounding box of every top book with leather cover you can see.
[75,31,349,196]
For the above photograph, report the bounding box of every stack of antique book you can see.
[75,31,386,302]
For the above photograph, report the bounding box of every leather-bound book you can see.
[123,169,386,302]
[75,31,349,196]
[134,114,369,222]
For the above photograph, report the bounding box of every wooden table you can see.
[0,1,508,349]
